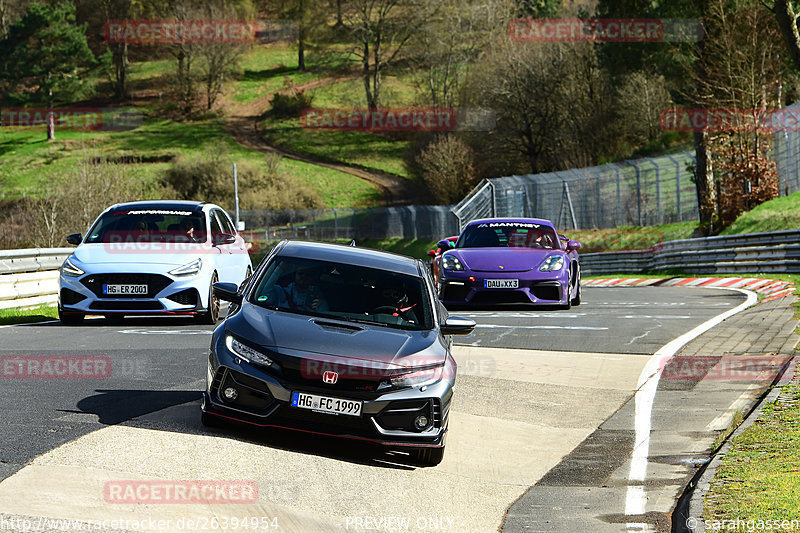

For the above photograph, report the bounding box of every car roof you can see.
[277,241,422,276]
[465,217,555,228]
[106,200,208,214]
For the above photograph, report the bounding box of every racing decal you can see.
[477,222,541,229]
[124,210,194,216]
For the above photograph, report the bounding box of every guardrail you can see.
[2,231,800,309]
[0,248,72,310]
[581,230,800,275]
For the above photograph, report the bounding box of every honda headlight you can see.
[377,365,443,391]
[61,257,84,277]
[441,254,464,271]
[169,258,202,276]
[225,335,273,366]
[539,255,565,272]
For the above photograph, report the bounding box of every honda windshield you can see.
[251,257,433,330]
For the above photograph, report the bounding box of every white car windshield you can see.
[85,209,207,244]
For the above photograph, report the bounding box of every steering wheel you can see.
[369,305,397,315]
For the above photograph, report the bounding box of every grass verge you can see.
[0,304,58,326]
[704,377,800,525]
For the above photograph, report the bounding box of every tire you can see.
[196,272,220,325]
[59,310,84,326]
[571,266,582,306]
[413,446,445,466]
[571,278,582,306]
[558,273,572,310]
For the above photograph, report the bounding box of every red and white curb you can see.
[583,277,796,302]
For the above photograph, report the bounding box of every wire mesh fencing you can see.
[240,206,460,243]
[452,151,699,231]
[244,114,800,243]
[772,102,800,197]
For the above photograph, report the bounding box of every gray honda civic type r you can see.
[202,240,475,466]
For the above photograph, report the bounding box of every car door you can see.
[211,209,246,283]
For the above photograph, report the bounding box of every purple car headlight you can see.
[539,254,565,272]
[442,254,464,271]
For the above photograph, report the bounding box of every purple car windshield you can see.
[458,223,559,249]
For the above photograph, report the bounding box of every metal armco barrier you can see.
[581,230,800,275]
[0,248,72,310]
[2,231,800,308]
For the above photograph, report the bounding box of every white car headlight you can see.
[61,257,84,277]
[225,335,273,366]
[377,365,443,391]
[169,258,202,276]
[441,254,464,271]
[539,255,565,272]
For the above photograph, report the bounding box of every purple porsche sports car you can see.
[434,218,582,308]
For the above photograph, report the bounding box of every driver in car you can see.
[375,282,417,323]
[278,267,329,313]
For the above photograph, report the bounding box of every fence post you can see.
[489,180,497,217]
[629,160,643,226]
[645,157,662,225]
[665,153,682,222]
[333,208,338,240]
[310,210,317,240]
[264,210,270,242]
[607,164,622,227]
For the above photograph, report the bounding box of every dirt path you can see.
[221,73,421,205]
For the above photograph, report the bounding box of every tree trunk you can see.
[774,0,800,69]
[362,43,375,110]
[46,88,54,141]
[335,0,343,28]
[298,0,306,71]
[113,43,128,99]
[693,130,716,234]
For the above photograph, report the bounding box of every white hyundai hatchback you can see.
[58,200,252,325]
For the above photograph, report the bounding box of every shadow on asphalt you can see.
[69,390,421,470]
[73,389,203,425]
[17,315,221,328]
[112,398,421,471]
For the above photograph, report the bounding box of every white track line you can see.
[624,287,757,523]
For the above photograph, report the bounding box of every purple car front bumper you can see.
[438,269,570,306]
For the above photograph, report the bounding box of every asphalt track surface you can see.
[0,286,747,532]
